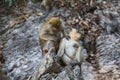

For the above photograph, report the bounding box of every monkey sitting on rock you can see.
[57,29,85,66]
[39,17,63,56]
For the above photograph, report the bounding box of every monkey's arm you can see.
[60,29,65,38]
[39,29,57,41]
[76,46,83,63]
[57,38,66,57]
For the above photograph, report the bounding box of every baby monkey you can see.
[39,17,63,56]
[57,29,84,66]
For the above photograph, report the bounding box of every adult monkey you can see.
[39,17,64,56]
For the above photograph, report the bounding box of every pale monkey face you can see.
[69,29,81,41]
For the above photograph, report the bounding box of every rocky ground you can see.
[0,0,120,80]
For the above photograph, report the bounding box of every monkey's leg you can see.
[71,61,84,80]
[70,61,83,75]
[70,61,81,67]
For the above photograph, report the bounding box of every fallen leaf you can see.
[37,12,43,16]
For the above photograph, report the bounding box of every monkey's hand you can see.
[57,38,66,57]
[47,47,55,55]
[40,32,57,41]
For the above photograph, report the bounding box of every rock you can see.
[30,47,61,80]
[0,13,42,80]
[54,65,84,80]
[95,34,120,80]
[82,62,95,80]
[0,1,120,80]
[0,69,11,80]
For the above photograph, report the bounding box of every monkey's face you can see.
[48,17,61,31]
[69,29,81,41]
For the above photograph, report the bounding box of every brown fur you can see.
[39,17,62,56]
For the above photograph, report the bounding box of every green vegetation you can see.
[2,0,26,6]
[1,0,43,6]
